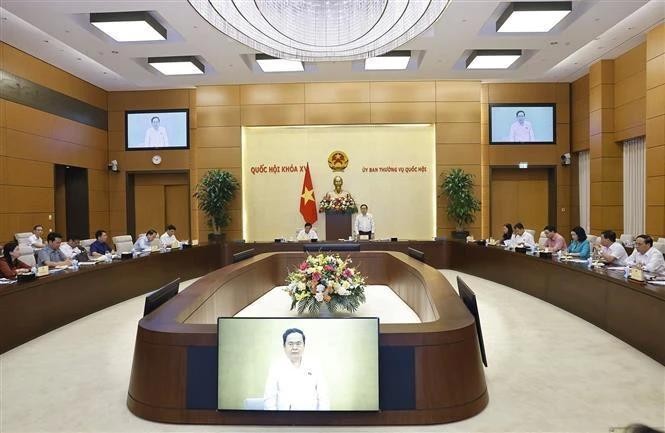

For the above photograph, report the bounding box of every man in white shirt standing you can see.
[144,116,169,148]
[354,204,374,240]
[159,224,179,247]
[296,223,318,241]
[626,234,665,274]
[508,110,535,142]
[509,222,535,247]
[597,230,628,266]
[27,224,45,248]
[264,328,329,411]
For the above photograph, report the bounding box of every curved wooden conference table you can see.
[1,240,663,423]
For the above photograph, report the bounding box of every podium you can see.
[325,213,352,240]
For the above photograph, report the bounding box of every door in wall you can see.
[132,173,190,240]
[490,168,550,240]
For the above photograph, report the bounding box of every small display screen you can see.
[125,109,189,150]
[490,104,555,144]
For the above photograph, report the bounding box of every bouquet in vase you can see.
[285,253,366,315]
[318,195,358,214]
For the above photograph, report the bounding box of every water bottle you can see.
[72,259,79,270]
[587,257,593,269]
[105,251,112,262]
[31,266,37,274]
[624,265,630,279]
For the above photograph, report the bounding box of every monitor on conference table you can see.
[489,103,555,144]
[126,109,189,150]
[217,317,379,411]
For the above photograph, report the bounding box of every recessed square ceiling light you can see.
[255,54,304,72]
[90,11,166,42]
[496,2,572,33]
[148,56,205,75]
[466,50,522,69]
[364,50,411,70]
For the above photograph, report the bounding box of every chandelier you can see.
[188,0,449,62]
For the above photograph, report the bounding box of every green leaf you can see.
[193,169,240,233]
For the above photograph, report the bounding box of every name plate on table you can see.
[629,267,645,282]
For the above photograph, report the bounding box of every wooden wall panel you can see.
[195,127,241,148]
[241,104,305,126]
[435,102,481,123]
[196,86,240,107]
[435,81,480,102]
[370,102,435,123]
[369,82,435,102]
[195,106,240,127]
[240,84,304,105]
[108,90,189,111]
[305,103,371,124]
[305,82,370,103]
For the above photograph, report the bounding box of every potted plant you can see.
[440,168,481,240]
[193,169,240,243]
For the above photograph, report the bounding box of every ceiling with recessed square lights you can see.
[0,0,662,91]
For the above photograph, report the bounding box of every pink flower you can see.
[343,268,353,277]
[299,262,308,271]
[312,272,321,281]
[324,265,333,271]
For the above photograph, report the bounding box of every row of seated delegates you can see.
[626,234,665,273]
[0,241,32,278]
[507,222,535,247]
[296,223,318,241]
[28,224,45,249]
[36,232,72,268]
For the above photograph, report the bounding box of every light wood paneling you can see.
[195,127,241,148]
[197,106,241,127]
[646,54,665,90]
[305,82,370,103]
[305,103,371,124]
[614,43,646,82]
[369,82,435,102]
[240,84,304,105]
[615,99,646,139]
[135,173,188,186]
[646,23,664,61]
[371,102,435,123]
[165,184,191,240]
[646,176,665,206]
[647,116,665,147]
[0,42,107,110]
[196,86,240,107]
[646,84,665,118]
[487,83,556,103]
[646,146,665,177]
[108,90,190,111]
[435,102,480,123]
[195,147,242,169]
[435,81,480,102]
[436,123,480,144]
[1,157,53,188]
[436,144,481,165]
[615,70,646,107]
[241,104,305,126]
[590,84,614,111]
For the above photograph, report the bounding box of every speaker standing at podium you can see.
[354,204,375,240]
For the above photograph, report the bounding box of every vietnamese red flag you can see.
[299,163,318,224]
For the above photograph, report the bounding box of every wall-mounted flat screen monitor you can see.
[489,103,556,144]
[125,109,189,150]
[217,317,379,411]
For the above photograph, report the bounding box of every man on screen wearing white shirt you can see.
[296,223,318,241]
[159,225,179,247]
[626,235,665,274]
[597,230,628,266]
[263,328,329,411]
[509,222,535,248]
[144,116,169,148]
[354,204,375,239]
[508,110,535,142]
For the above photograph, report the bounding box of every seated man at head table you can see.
[509,222,535,247]
[543,225,567,252]
[89,230,112,258]
[595,230,628,266]
[263,328,329,411]
[59,236,85,259]
[134,229,158,252]
[37,232,72,268]
[296,223,318,241]
[28,224,45,249]
[0,241,32,278]
[626,234,665,274]
[159,224,179,247]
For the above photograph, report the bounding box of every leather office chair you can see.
[525,229,536,239]
[586,235,598,245]
[658,238,665,244]
[80,239,95,255]
[653,242,665,254]
[538,236,548,247]
[112,235,134,254]
[18,244,36,267]
[14,232,32,245]
[619,234,634,245]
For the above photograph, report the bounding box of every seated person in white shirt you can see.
[59,236,85,259]
[263,328,329,411]
[354,204,375,239]
[134,229,158,251]
[28,224,45,249]
[296,223,318,241]
[626,234,665,274]
[595,230,628,266]
[509,222,535,247]
[159,224,179,247]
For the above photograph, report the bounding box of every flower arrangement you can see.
[285,253,366,315]
[318,195,358,214]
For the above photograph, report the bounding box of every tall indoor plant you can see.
[440,168,481,240]
[193,169,240,243]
